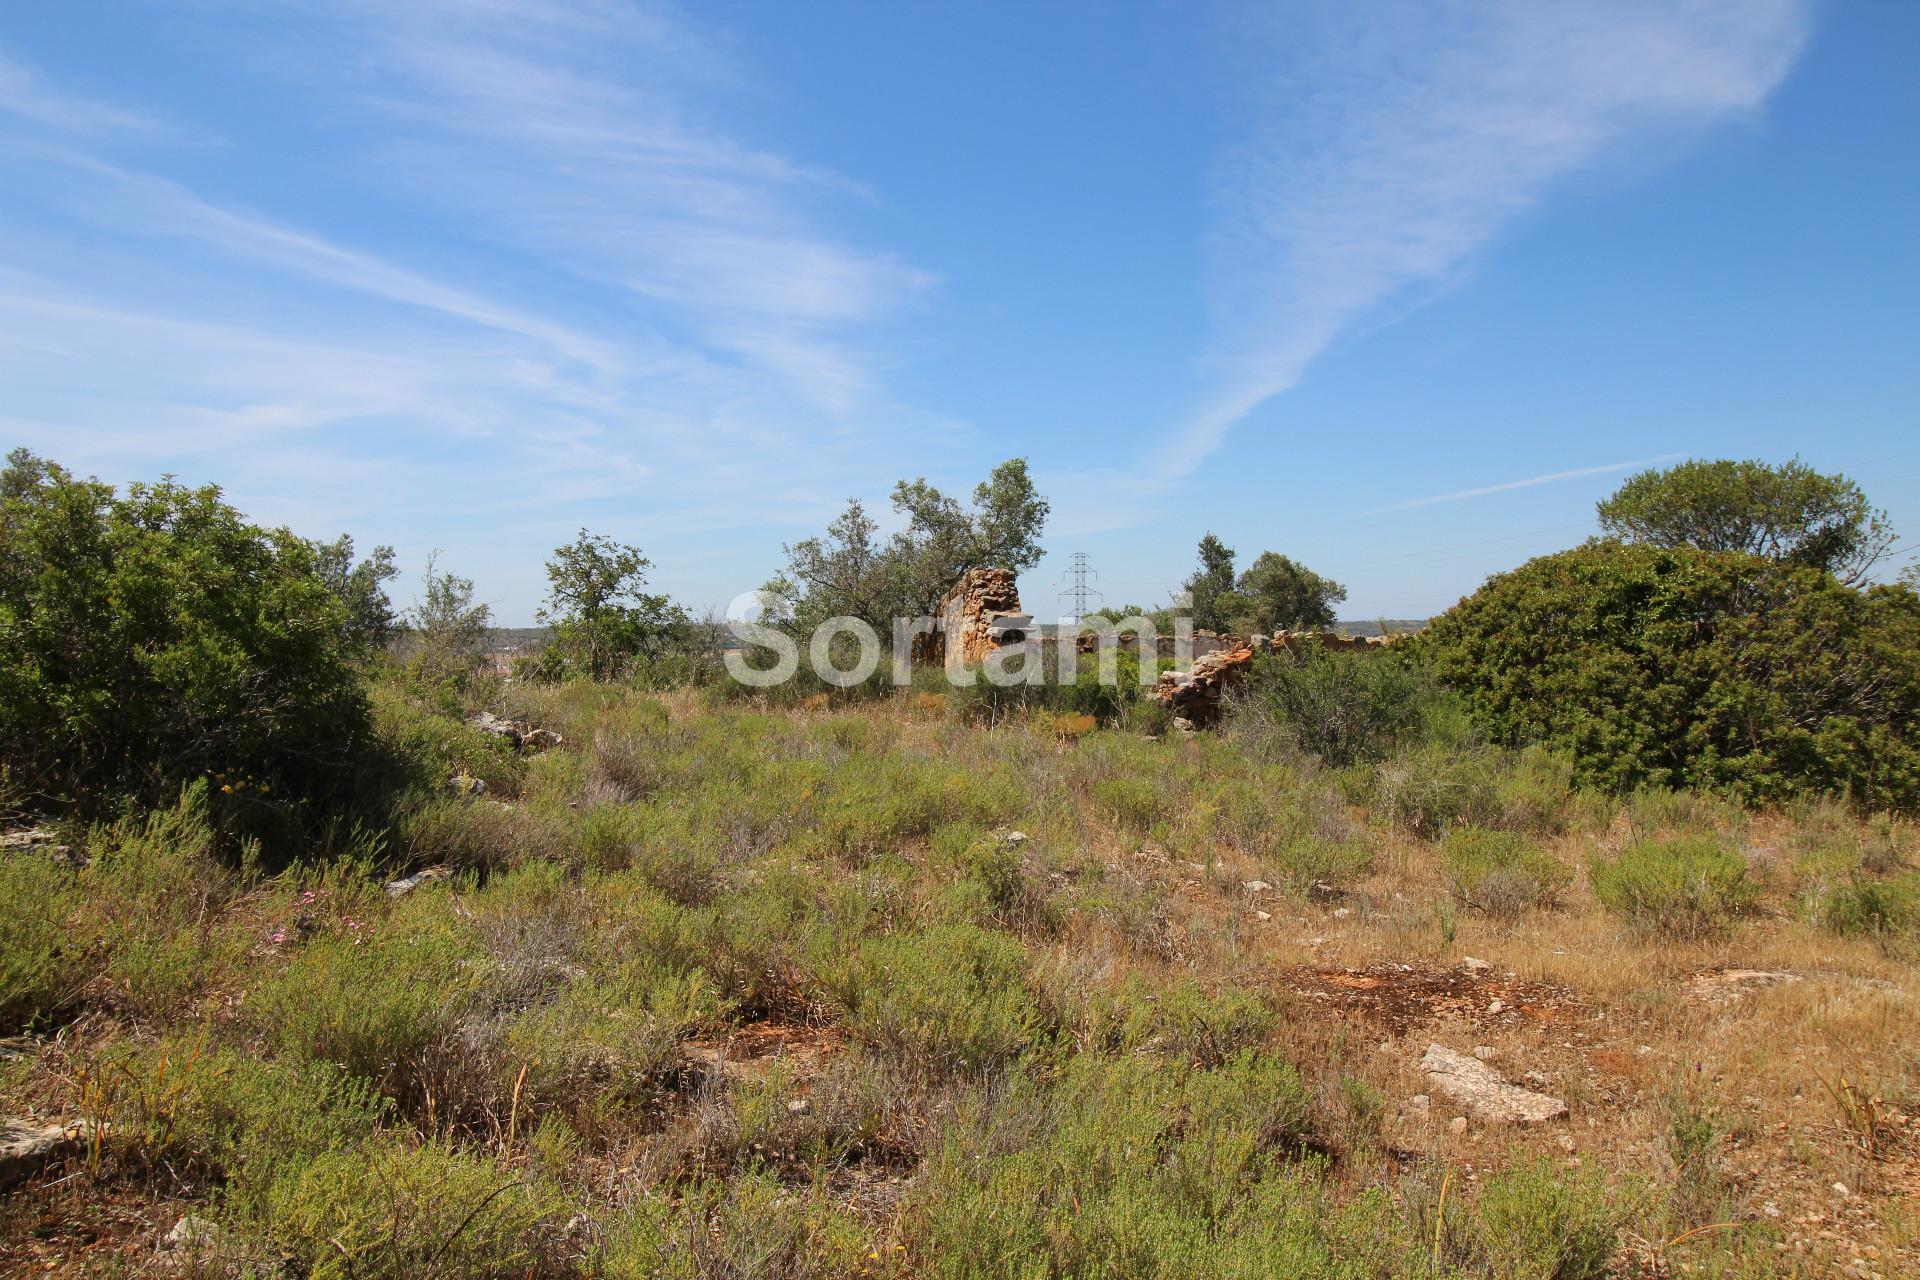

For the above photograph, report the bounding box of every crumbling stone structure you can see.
[1149,643,1258,729]
[916,567,1033,667]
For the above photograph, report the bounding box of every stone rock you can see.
[166,1215,222,1249]
[1460,956,1492,974]
[1420,1043,1567,1126]
[1689,968,1802,1001]
[448,772,487,796]
[786,1098,810,1115]
[0,1119,77,1191]
[1473,1045,1498,1061]
[1002,831,1030,846]
[386,865,454,897]
[1149,643,1258,728]
[1447,1116,1469,1136]
[1243,880,1272,894]
[467,711,562,753]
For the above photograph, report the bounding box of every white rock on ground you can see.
[0,1119,77,1191]
[1420,1043,1567,1126]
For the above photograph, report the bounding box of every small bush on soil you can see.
[0,851,77,1033]
[1818,873,1920,939]
[1231,648,1462,767]
[244,898,489,1098]
[1443,827,1571,916]
[1589,837,1758,937]
[1471,1158,1625,1280]
[834,923,1038,1073]
[268,1138,572,1280]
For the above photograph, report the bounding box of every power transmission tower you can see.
[1057,552,1103,624]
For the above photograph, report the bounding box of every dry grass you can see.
[1,683,1915,1277]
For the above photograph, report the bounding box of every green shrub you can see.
[0,451,376,816]
[1266,836,1373,897]
[914,1053,1362,1278]
[268,1139,571,1280]
[101,1036,388,1220]
[0,850,79,1032]
[1408,542,1920,809]
[1818,873,1920,938]
[1230,648,1462,767]
[1589,837,1758,937]
[1443,827,1571,916]
[244,900,488,1097]
[1088,776,1170,833]
[80,788,254,1020]
[1471,1158,1625,1280]
[599,1171,872,1280]
[835,923,1038,1073]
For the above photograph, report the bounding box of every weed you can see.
[1442,826,1571,916]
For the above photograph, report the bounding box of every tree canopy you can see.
[0,450,373,813]
[1180,536,1347,635]
[536,530,687,680]
[772,458,1049,628]
[1596,457,1895,585]
[1408,541,1920,808]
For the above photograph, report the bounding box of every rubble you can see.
[1148,643,1257,728]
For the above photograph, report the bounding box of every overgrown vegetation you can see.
[5,451,1917,1275]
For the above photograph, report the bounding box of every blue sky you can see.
[4,0,1916,623]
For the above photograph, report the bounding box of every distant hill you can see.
[1333,618,1428,637]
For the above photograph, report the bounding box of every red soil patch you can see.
[1283,963,1587,1037]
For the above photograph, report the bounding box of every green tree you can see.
[1234,552,1347,632]
[1408,541,1920,808]
[0,450,372,813]
[1182,533,1241,633]
[778,459,1050,628]
[1596,457,1895,585]
[405,551,492,689]
[310,534,399,654]
[537,530,688,681]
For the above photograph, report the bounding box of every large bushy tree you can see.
[0,450,373,813]
[537,530,688,681]
[310,534,399,653]
[1409,542,1920,808]
[1236,551,1347,633]
[773,458,1049,628]
[1597,457,1895,586]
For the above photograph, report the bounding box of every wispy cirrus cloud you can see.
[1162,0,1811,477]
[0,49,160,135]
[1367,452,1686,514]
[288,0,934,414]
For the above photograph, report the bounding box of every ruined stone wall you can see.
[915,567,1031,667]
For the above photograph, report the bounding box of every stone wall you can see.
[916,567,1032,667]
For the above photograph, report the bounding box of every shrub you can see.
[268,1139,571,1280]
[80,787,252,1020]
[0,451,375,816]
[1589,837,1759,937]
[1230,648,1460,767]
[1408,542,1920,809]
[1088,776,1170,833]
[1471,1158,1625,1280]
[0,850,79,1032]
[244,900,489,1098]
[835,924,1038,1073]
[99,1036,388,1220]
[1818,873,1920,938]
[1442,827,1571,916]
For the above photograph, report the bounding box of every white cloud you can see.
[1368,453,1686,513]
[1164,0,1811,476]
[0,50,160,134]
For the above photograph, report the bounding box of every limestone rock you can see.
[386,865,454,897]
[1,1119,77,1191]
[1420,1043,1567,1126]
[919,568,1029,667]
